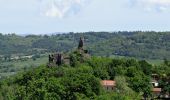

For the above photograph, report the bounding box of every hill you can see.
[0,38,170,99]
[0,50,170,99]
[1,31,170,60]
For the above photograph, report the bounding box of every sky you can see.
[0,0,170,34]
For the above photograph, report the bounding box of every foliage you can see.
[1,32,170,59]
[0,53,169,99]
[0,65,102,100]
[114,76,140,99]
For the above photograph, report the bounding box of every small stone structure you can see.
[47,37,89,67]
[78,37,84,50]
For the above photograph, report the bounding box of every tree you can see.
[88,57,111,79]
[114,76,140,99]
[60,66,102,99]
[139,60,152,75]
[126,66,152,97]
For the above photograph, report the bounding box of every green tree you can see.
[114,76,140,99]
[126,66,151,97]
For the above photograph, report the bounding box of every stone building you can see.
[47,37,89,67]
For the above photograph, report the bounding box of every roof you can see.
[152,74,158,76]
[101,80,116,86]
[152,88,162,92]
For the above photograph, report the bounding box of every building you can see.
[101,80,116,91]
[152,88,162,95]
[47,37,90,67]
[151,74,159,87]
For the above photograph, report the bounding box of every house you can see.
[151,80,159,87]
[152,88,162,95]
[151,74,159,87]
[101,80,116,91]
[150,74,163,98]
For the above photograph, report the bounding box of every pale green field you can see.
[146,59,163,65]
[0,56,48,79]
[0,54,164,79]
[1,56,48,67]
[109,55,163,65]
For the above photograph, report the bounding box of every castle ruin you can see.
[47,37,89,67]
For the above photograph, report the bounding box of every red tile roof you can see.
[152,88,162,92]
[101,80,116,86]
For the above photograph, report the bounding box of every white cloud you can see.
[39,0,91,18]
[129,0,170,12]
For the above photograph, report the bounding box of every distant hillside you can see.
[0,31,170,59]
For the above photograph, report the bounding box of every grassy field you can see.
[0,56,48,79]
[1,56,48,68]
[146,59,163,65]
[109,55,163,65]
[0,54,164,79]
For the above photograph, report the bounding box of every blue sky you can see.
[0,0,170,34]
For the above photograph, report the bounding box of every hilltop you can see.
[0,49,170,99]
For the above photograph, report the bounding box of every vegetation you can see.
[0,50,169,99]
[1,31,170,60]
[0,32,170,99]
[0,56,48,79]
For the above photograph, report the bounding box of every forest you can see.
[0,48,170,99]
[0,31,170,60]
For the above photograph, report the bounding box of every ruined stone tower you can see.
[47,37,90,67]
[78,37,84,50]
